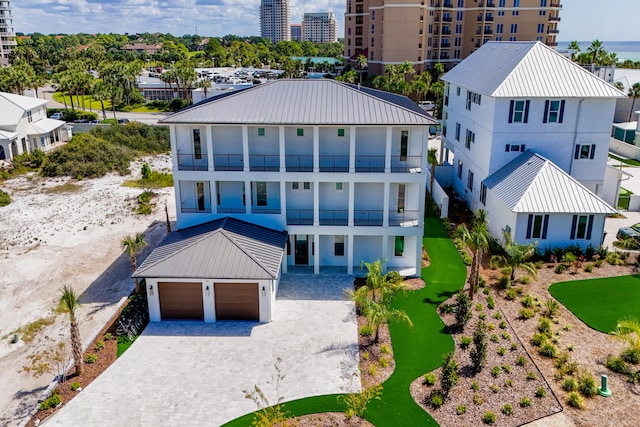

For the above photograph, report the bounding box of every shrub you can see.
[502,403,513,415]
[360,325,373,337]
[439,303,453,314]
[502,364,512,374]
[595,259,604,267]
[606,356,629,374]
[535,387,546,398]
[510,343,519,351]
[520,397,532,407]
[39,391,61,411]
[455,290,472,328]
[94,340,105,352]
[491,366,501,377]
[491,384,500,393]
[621,347,640,364]
[103,332,114,341]
[584,264,593,273]
[482,411,496,424]
[379,357,390,368]
[539,342,558,358]
[473,392,484,405]
[361,351,369,360]
[578,372,598,397]
[606,251,625,266]
[70,382,81,391]
[567,392,585,409]
[479,313,487,320]
[456,404,467,415]
[487,322,495,330]
[380,343,391,355]
[505,289,518,300]
[531,333,546,347]
[543,299,560,318]
[487,295,495,309]
[368,364,378,376]
[499,320,507,329]
[471,322,488,373]
[85,353,98,364]
[516,356,527,366]
[483,286,490,295]
[538,318,553,335]
[440,351,459,397]
[562,378,578,392]
[526,372,537,380]
[501,331,511,340]
[430,392,444,408]
[520,275,532,285]
[0,189,10,207]
[471,381,480,391]
[554,264,566,274]
[490,334,499,343]
[475,303,484,312]
[493,312,503,320]
[141,163,151,179]
[459,335,472,350]
[423,372,437,386]
[521,295,534,308]
[497,347,506,356]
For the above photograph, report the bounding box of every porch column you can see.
[313,181,319,226]
[170,125,178,171]
[347,234,354,275]
[279,126,286,172]
[280,181,287,224]
[381,235,389,274]
[211,180,218,214]
[383,182,390,227]
[385,127,392,173]
[245,180,251,214]
[313,126,319,173]
[314,233,320,274]
[348,181,355,226]
[206,125,214,171]
[418,182,426,225]
[242,125,250,172]
[349,126,356,173]
[415,234,423,275]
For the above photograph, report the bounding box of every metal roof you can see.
[161,79,437,125]
[0,92,48,111]
[27,118,65,135]
[442,41,626,99]
[483,151,615,214]
[133,217,288,280]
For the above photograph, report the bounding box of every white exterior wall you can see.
[513,213,607,251]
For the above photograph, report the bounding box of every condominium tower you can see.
[260,0,290,43]
[302,12,338,43]
[0,0,16,66]
[344,0,562,75]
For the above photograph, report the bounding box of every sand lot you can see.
[0,155,175,426]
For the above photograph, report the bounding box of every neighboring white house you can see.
[441,41,625,249]
[0,92,71,161]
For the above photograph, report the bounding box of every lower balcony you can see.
[217,206,247,214]
[251,206,281,214]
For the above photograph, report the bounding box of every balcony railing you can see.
[442,16,452,22]
[441,42,451,48]
[249,155,280,171]
[319,155,349,172]
[319,210,348,226]
[391,156,422,173]
[217,206,247,214]
[389,210,420,227]
[441,29,451,35]
[354,210,383,226]
[547,41,558,47]
[213,154,243,171]
[251,206,281,214]
[549,16,561,22]
[180,205,212,214]
[285,155,313,172]
[177,153,208,171]
[550,2,562,7]
[287,209,314,225]
[355,156,385,173]
[547,29,559,34]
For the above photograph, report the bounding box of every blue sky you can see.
[10,0,640,41]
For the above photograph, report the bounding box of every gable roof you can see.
[133,217,288,280]
[161,79,437,126]
[442,41,626,98]
[0,92,49,127]
[0,92,48,111]
[483,151,615,214]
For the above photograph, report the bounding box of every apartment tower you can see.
[260,0,290,43]
[344,0,562,75]
[290,24,302,41]
[302,12,338,43]
[0,0,16,66]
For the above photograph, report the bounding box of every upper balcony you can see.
[178,153,208,171]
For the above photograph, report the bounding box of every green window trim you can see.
[296,128,304,137]
[258,127,265,136]
[338,128,345,137]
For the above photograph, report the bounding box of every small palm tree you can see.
[611,317,640,350]
[427,148,439,195]
[628,83,640,122]
[355,54,368,85]
[122,233,148,293]
[361,299,413,343]
[492,232,537,282]
[196,78,212,100]
[456,210,490,299]
[60,286,83,376]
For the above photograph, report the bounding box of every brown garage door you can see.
[158,282,204,320]
[214,283,259,321]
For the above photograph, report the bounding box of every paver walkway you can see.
[44,275,358,427]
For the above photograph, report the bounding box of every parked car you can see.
[616,223,640,240]
[50,112,63,120]
[418,101,436,112]
[73,118,88,123]
[89,120,101,124]
[117,118,130,124]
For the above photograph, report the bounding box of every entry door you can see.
[295,235,308,265]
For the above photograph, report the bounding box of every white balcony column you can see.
[279,126,286,172]
[418,182,426,224]
[348,181,355,226]
[245,180,252,214]
[280,181,287,222]
[383,181,390,227]
[211,179,218,214]
[314,233,320,274]
[242,125,250,172]
[349,126,356,173]
[385,126,393,173]
[175,180,183,221]
[313,181,319,226]
[439,137,445,165]
[415,234,422,274]
[347,234,354,275]
[281,249,288,274]
[381,235,389,274]
[170,125,178,171]
[206,125,214,171]
[313,126,319,173]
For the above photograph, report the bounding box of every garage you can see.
[214,283,259,321]
[158,282,204,320]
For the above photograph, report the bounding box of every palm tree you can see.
[92,80,110,120]
[456,210,490,299]
[361,299,413,343]
[567,40,581,61]
[355,54,368,85]
[427,148,438,195]
[60,286,83,376]
[610,317,640,351]
[587,39,604,64]
[491,231,537,282]
[628,83,640,121]
[196,79,212,101]
[121,233,148,293]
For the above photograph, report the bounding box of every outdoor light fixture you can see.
[262,286,266,297]
[205,285,210,297]
[149,285,154,296]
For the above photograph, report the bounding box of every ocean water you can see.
[557,41,640,62]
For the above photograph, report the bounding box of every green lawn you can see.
[549,275,640,333]
[223,207,466,426]
[53,92,111,111]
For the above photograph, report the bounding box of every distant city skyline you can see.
[10,0,640,42]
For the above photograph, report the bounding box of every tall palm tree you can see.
[567,40,581,61]
[60,286,83,376]
[628,83,640,121]
[456,210,489,299]
[195,79,212,101]
[355,54,368,85]
[427,148,439,195]
[587,39,604,64]
[121,233,148,293]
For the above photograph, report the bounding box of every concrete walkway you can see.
[44,275,358,427]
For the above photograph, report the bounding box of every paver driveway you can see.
[45,274,359,427]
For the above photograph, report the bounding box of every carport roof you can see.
[133,217,288,280]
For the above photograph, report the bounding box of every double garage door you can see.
[158,282,259,321]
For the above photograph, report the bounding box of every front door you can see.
[295,235,308,265]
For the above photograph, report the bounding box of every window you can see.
[394,236,405,257]
[292,182,299,190]
[509,100,530,123]
[27,111,32,123]
[574,144,596,160]
[465,129,475,149]
[456,11,463,21]
[456,86,461,96]
[505,144,526,152]
[526,214,549,239]
[258,127,265,136]
[457,0,464,6]
[480,183,487,205]
[455,123,461,141]
[513,0,520,6]
[336,182,343,191]
[466,91,472,110]
[544,100,565,123]
[400,131,408,161]
[197,182,206,211]
[571,215,594,240]
[297,128,304,137]
[467,170,474,191]
[397,184,406,213]
[537,23,545,33]
[303,182,311,190]
[496,24,503,34]
[334,236,345,256]
[40,137,45,147]
[193,129,202,160]
[256,182,267,206]
[338,128,345,137]
[510,23,518,33]
[457,160,463,179]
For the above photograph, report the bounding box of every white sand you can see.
[0,155,175,426]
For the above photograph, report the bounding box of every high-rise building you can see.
[290,24,302,42]
[344,0,562,75]
[0,0,16,66]
[302,12,338,44]
[260,0,290,43]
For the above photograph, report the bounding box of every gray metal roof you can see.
[442,41,626,99]
[483,151,615,214]
[133,217,288,280]
[161,79,438,125]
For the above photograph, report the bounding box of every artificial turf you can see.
[548,274,640,333]
[223,208,466,426]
